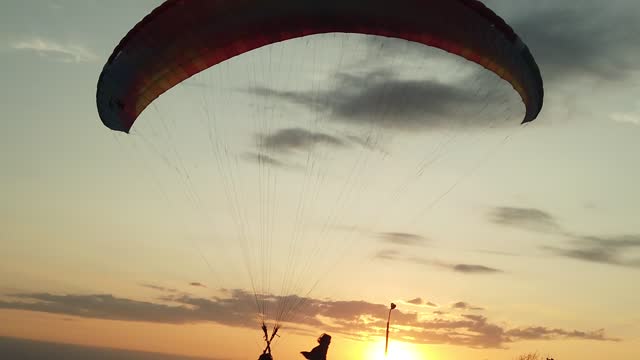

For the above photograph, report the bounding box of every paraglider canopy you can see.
[96,0,543,133]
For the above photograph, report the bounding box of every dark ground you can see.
[0,337,219,360]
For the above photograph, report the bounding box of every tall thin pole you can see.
[385,303,396,357]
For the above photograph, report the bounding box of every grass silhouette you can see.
[516,352,554,360]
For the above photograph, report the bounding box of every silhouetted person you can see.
[301,333,331,360]
[258,352,273,360]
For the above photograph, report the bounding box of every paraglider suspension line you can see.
[262,322,279,355]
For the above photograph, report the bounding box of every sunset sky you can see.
[2,1,640,359]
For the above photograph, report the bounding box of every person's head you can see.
[317,333,331,346]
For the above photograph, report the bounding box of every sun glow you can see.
[364,340,422,360]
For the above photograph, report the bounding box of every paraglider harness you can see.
[261,322,279,358]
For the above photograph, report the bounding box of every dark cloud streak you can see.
[259,128,346,153]
[139,284,178,293]
[245,128,385,168]
[490,207,561,233]
[451,264,502,274]
[452,302,484,311]
[242,152,290,169]
[490,206,640,269]
[378,232,428,247]
[545,235,640,269]
[375,249,503,274]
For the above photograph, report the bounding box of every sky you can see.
[1,1,640,359]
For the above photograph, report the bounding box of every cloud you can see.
[0,290,617,349]
[611,112,640,126]
[452,302,467,309]
[242,152,291,168]
[411,257,503,274]
[374,249,403,261]
[189,282,207,288]
[376,249,503,274]
[490,207,561,233]
[544,235,640,269]
[404,297,437,307]
[490,206,640,268]
[10,37,98,63]
[378,232,428,247]
[475,250,521,257]
[450,264,502,274]
[452,302,484,311]
[250,69,505,132]
[509,2,640,82]
[585,236,640,249]
[505,327,614,342]
[259,128,346,153]
[0,291,264,329]
[546,246,619,265]
[0,293,208,325]
[140,283,178,293]
[405,297,437,307]
[245,128,385,168]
